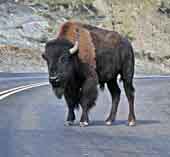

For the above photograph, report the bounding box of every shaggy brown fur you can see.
[43,21,136,126]
[57,21,96,65]
[57,21,122,65]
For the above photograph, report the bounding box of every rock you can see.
[21,20,49,42]
[158,0,170,16]
[164,23,170,33]
[0,2,49,49]
[93,0,111,15]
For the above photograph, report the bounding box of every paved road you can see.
[0,73,170,157]
[0,73,47,92]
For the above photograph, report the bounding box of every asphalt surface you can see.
[0,73,170,157]
[0,73,48,92]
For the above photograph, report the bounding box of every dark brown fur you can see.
[43,21,136,126]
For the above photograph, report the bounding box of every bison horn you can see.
[69,41,79,54]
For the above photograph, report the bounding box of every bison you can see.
[42,21,136,127]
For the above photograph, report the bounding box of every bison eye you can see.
[60,55,70,63]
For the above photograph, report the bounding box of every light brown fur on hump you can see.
[77,28,96,67]
[57,21,80,43]
[57,21,96,68]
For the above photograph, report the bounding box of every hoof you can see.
[64,121,74,126]
[80,121,89,127]
[128,120,136,127]
[105,121,112,126]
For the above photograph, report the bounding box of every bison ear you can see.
[42,53,47,60]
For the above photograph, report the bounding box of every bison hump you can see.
[57,21,96,68]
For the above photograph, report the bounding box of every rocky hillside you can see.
[0,0,170,74]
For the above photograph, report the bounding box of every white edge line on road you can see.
[0,76,48,81]
[0,75,169,95]
[0,82,49,95]
[0,82,49,100]
[135,75,170,79]
[0,84,39,95]
[0,75,170,101]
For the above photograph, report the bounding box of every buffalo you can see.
[42,21,136,127]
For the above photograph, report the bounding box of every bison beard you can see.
[43,21,136,127]
[52,87,64,99]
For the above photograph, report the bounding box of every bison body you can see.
[42,21,136,127]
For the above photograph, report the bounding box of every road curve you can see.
[0,73,170,157]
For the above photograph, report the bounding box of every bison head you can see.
[42,38,79,98]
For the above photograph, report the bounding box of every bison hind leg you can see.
[105,79,121,125]
[123,80,136,126]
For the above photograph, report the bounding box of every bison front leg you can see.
[64,106,75,126]
[64,87,80,126]
[80,78,98,127]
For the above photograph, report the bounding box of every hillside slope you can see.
[0,0,169,74]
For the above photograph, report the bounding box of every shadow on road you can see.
[80,120,161,127]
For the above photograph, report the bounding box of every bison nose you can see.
[49,76,60,84]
